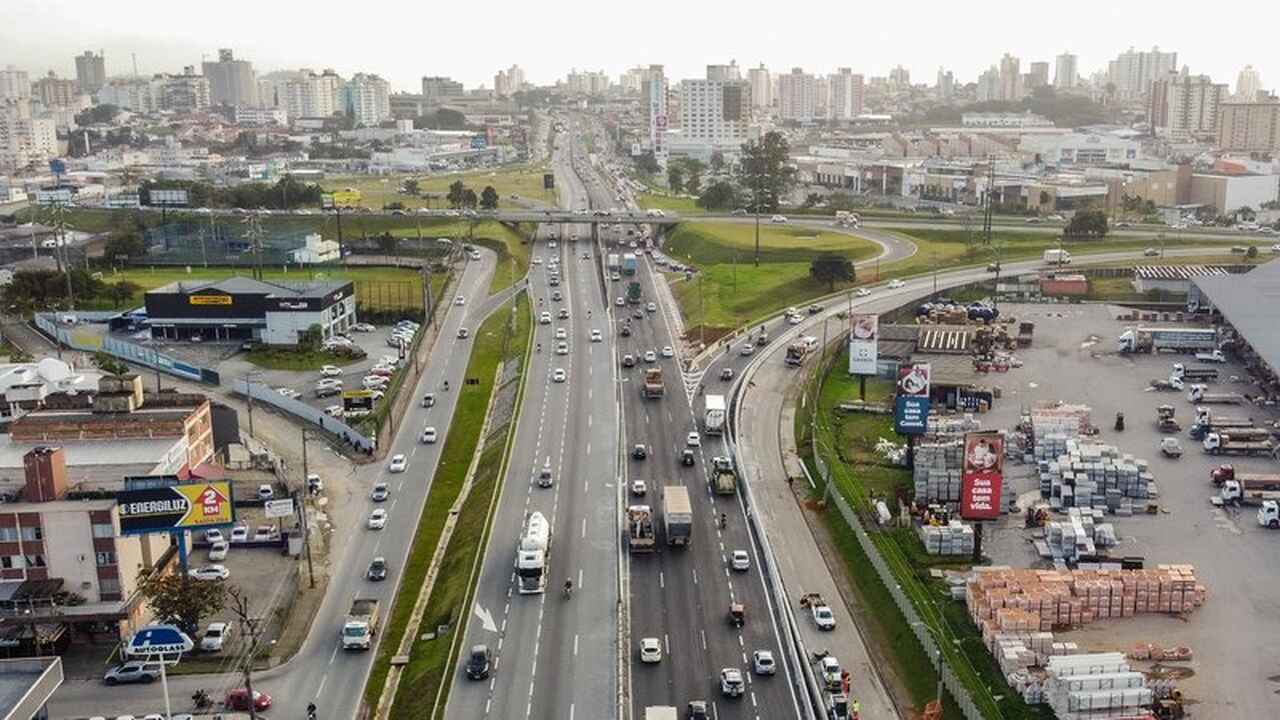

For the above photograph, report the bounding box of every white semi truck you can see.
[704,394,727,435]
[516,512,550,594]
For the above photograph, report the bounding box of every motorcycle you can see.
[192,689,212,710]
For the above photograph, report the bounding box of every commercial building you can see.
[889,65,910,88]
[671,79,749,159]
[144,276,357,345]
[640,65,668,158]
[74,51,106,94]
[289,233,340,264]
[33,72,77,109]
[421,76,464,102]
[828,68,865,121]
[1028,62,1050,90]
[1020,132,1140,166]
[706,62,741,82]
[234,106,288,126]
[962,112,1053,129]
[1192,260,1280,397]
[1150,73,1228,140]
[999,53,1023,101]
[1236,65,1262,102]
[1108,46,1177,99]
[0,658,63,719]
[748,64,771,110]
[343,73,391,127]
[778,67,817,122]
[1188,172,1280,214]
[1217,100,1280,152]
[201,48,258,107]
[1054,53,1078,90]
[157,68,211,113]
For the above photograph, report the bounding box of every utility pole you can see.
[299,428,316,588]
[982,159,995,245]
[226,587,263,720]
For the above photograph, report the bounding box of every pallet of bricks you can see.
[911,415,982,503]
[1028,403,1094,464]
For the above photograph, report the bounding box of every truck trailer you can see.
[1117,327,1218,354]
[342,598,381,651]
[704,394,727,435]
[1203,432,1277,456]
[642,368,665,398]
[663,486,693,546]
[515,512,550,594]
[1210,464,1280,487]
[1043,248,1072,265]
[1171,363,1219,382]
[622,253,638,276]
[1187,384,1245,404]
[627,505,656,552]
[607,253,621,272]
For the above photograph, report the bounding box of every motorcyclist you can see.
[442,379,449,391]
[564,578,574,596]
[719,512,727,528]
[308,702,318,719]
[537,343,542,353]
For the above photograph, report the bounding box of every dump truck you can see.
[627,505,656,552]
[342,598,381,651]
[1171,363,1219,382]
[1187,384,1245,404]
[515,512,550,594]
[704,394,727,435]
[622,252,638,276]
[642,367,665,398]
[663,486,693,546]
[627,280,642,304]
[1209,464,1280,487]
[711,456,737,495]
[1203,432,1276,456]
[1117,327,1218,354]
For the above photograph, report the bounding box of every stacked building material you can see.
[912,415,982,502]
[1038,440,1157,514]
[966,566,1207,634]
[1044,508,1119,562]
[917,520,975,555]
[1029,404,1094,462]
[1043,654,1153,719]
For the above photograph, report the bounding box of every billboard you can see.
[116,482,235,535]
[893,363,931,435]
[322,190,362,209]
[150,189,190,206]
[264,498,295,519]
[188,294,233,306]
[343,390,375,414]
[847,313,879,375]
[543,173,555,190]
[960,432,1004,520]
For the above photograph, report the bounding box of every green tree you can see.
[1247,245,1259,259]
[735,131,796,213]
[667,164,684,194]
[378,232,399,255]
[709,151,726,174]
[104,232,148,260]
[447,180,468,209]
[697,181,739,211]
[461,188,479,209]
[826,193,857,212]
[809,253,855,291]
[636,152,660,175]
[402,179,420,196]
[108,281,141,308]
[92,351,129,375]
[138,570,226,640]
[480,185,499,210]
[801,193,823,210]
[298,324,324,352]
[1064,209,1109,239]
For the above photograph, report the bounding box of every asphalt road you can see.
[446,125,620,720]
[48,249,499,719]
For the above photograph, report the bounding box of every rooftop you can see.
[0,657,62,720]
[1193,260,1280,374]
[148,276,349,298]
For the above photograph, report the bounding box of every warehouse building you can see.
[1191,260,1280,399]
[143,277,356,344]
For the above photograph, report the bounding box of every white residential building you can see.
[494,65,525,97]
[640,65,668,158]
[0,100,56,173]
[343,73,391,127]
[976,67,1001,102]
[1236,65,1262,102]
[96,78,160,113]
[962,112,1054,128]
[999,53,1022,101]
[748,64,771,110]
[1054,53,1078,89]
[673,79,750,158]
[0,67,30,101]
[706,62,741,82]
[827,68,865,121]
[201,48,258,107]
[285,70,343,120]
[234,106,288,126]
[778,68,817,122]
[1149,72,1227,140]
[1108,46,1177,99]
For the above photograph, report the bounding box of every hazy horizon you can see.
[2,1,1275,96]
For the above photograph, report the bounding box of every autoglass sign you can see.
[116,482,235,535]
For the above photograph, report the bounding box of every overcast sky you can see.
[2,1,1274,94]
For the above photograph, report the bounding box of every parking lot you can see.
[976,302,1280,717]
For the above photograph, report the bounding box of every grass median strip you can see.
[363,292,531,713]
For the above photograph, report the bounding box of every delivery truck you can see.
[1187,384,1245,404]
[342,598,381,651]
[515,512,550,594]
[711,456,738,495]
[1203,432,1277,456]
[1043,248,1072,265]
[704,394,727,435]
[607,253,621,272]
[1117,327,1219,354]
[642,368,665,398]
[622,252,638,276]
[663,486,693,546]
[1171,363,1219,382]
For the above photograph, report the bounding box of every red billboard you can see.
[960,432,1003,520]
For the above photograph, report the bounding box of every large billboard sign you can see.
[960,432,1004,520]
[322,190,362,209]
[847,313,878,375]
[116,482,234,535]
[893,363,931,435]
[150,189,190,207]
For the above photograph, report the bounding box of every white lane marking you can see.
[315,675,327,698]
[581,517,587,538]
[329,644,339,664]
[574,634,580,657]
[700,629,707,650]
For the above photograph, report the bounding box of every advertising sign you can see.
[264,498,295,519]
[322,190,362,209]
[960,432,1004,520]
[543,173,555,190]
[343,390,375,413]
[150,189,190,206]
[847,313,879,375]
[116,482,234,536]
[188,294,233,306]
[128,625,194,656]
[893,363,931,435]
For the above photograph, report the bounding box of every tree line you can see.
[140,177,325,210]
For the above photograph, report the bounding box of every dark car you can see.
[367,557,388,582]
[465,645,492,680]
[620,324,633,337]
[681,449,695,466]
[632,444,648,460]
[688,700,709,719]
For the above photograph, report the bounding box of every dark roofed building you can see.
[144,276,356,345]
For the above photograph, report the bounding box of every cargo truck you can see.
[785,336,818,366]
[1203,432,1277,456]
[704,394,727,435]
[1210,464,1280,487]
[607,253,620,272]
[627,280,642,304]
[663,486,693,546]
[644,707,678,720]
[1257,501,1280,529]
[627,505,656,552]
[515,512,550,594]
[1187,384,1245,404]
[1171,363,1219,382]
[711,456,737,495]
[622,252,638,276]
[642,368,665,398]
[1219,478,1280,505]
[342,598,381,651]
[1043,248,1072,265]
[1117,327,1218,354]
[1189,411,1256,440]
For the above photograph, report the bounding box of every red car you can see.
[225,688,272,711]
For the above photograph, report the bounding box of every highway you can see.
[445,120,619,720]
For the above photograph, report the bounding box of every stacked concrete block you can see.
[1039,440,1156,514]
[912,415,984,503]
[917,520,976,555]
[1043,654,1153,720]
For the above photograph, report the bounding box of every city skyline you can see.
[2,1,1276,94]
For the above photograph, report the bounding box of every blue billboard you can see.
[894,396,930,434]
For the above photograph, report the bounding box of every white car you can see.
[352,322,376,332]
[887,279,905,289]
[855,287,872,298]
[532,256,543,265]
[730,550,750,571]
[421,427,438,444]
[813,604,836,630]
[555,327,568,340]
[276,388,300,399]
[639,637,663,663]
[552,368,567,383]
[646,302,657,313]
[362,376,390,390]
[388,454,408,473]
[229,525,250,543]
[787,314,803,326]
[590,329,603,342]
[740,344,755,356]
[661,346,674,358]
[819,655,842,687]
[367,509,388,530]
[454,295,466,306]
[753,649,776,675]
[320,365,343,377]
[556,341,569,355]
[188,565,229,582]
[631,480,647,496]
[539,311,552,325]
[686,432,701,448]
[643,350,657,363]
[204,529,224,544]
[200,622,231,652]
[371,483,390,501]
[770,215,788,224]
[208,540,228,562]
[616,297,625,306]
[720,667,745,697]
[323,404,344,418]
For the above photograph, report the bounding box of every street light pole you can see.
[299,428,316,588]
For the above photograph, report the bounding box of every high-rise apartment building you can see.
[1054,53,1078,90]
[0,66,31,101]
[677,78,750,153]
[34,72,78,109]
[640,65,668,157]
[977,66,1001,102]
[566,70,609,95]
[201,49,258,107]
[888,65,910,88]
[620,67,645,95]
[1217,99,1280,151]
[778,67,817,122]
[828,68,865,120]
[343,73,391,127]
[95,78,159,113]
[706,62,741,82]
[494,65,525,97]
[158,67,211,113]
[286,70,344,119]
[1,99,57,173]
[1028,62,1050,90]
[936,68,955,101]
[1236,65,1262,102]
[1149,72,1227,140]
[999,53,1022,101]
[421,76,464,102]
[74,51,106,94]
[748,64,771,110]
[1108,46,1177,99]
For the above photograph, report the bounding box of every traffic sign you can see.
[128,625,194,656]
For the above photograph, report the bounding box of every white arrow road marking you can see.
[474,603,498,633]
